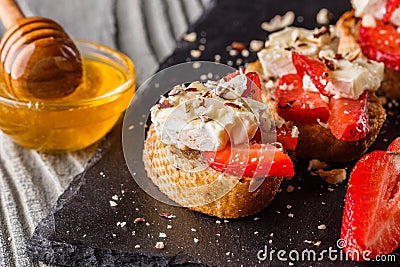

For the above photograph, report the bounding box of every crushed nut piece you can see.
[190,49,202,58]
[314,241,322,247]
[183,32,197,42]
[155,241,165,249]
[109,200,118,207]
[317,169,347,185]
[159,213,176,219]
[286,185,295,193]
[318,224,327,230]
[307,159,329,171]
[134,217,146,223]
[231,41,247,51]
[261,11,295,32]
[241,49,250,58]
[249,40,264,52]
[316,8,333,25]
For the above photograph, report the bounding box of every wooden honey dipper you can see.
[0,0,83,99]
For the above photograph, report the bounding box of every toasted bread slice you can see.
[336,10,400,99]
[246,61,386,162]
[143,125,283,218]
[295,91,386,162]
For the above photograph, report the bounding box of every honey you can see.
[0,41,135,152]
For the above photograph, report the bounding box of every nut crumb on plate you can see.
[159,213,176,219]
[261,11,295,32]
[286,185,295,193]
[317,169,347,185]
[316,8,333,25]
[155,242,165,249]
[249,40,264,52]
[134,217,146,223]
[190,50,202,58]
[307,159,329,171]
[183,32,197,42]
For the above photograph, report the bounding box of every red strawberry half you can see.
[341,138,400,260]
[275,73,330,124]
[328,91,370,142]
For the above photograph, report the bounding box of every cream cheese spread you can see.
[151,77,276,151]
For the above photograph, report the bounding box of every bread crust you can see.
[336,10,400,99]
[246,61,386,162]
[143,125,283,218]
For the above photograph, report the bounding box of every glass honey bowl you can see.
[0,40,136,152]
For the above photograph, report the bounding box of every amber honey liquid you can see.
[0,57,135,152]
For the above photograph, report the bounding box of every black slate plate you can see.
[28,0,400,266]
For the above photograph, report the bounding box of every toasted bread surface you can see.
[336,10,400,99]
[143,125,283,218]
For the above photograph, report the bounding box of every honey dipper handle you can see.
[0,0,24,29]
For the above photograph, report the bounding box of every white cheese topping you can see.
[151,78,276,151]
[317,53,384,99]
[302,58,384,99]
[258,27,337,80]
[361,14,377,28]
[257,26,384,100]
[352,0,400,27]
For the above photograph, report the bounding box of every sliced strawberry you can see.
[222,68,244,81]
[250,125,298,151]
[359,19,400,71]
[388,137,400,153]
[204,143,294,178]
[222,69,263,101]
[328,91,369,141]
[242,72,262,102]
[384,0,400,22]
[292,52,331,96]
[341,144,400,260]
[275,73,330,124]
[277,125,298,150]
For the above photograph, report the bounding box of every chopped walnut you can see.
[183,32,197,42]
[154,241,165,249]
[159,213,176,219]
[134,217,146,223]
[231,41,247,52]
[249,40,264,52]
[307,159,329,171]
[316,8,333,25]
[317,169,347,185]
[158,99,174,109]
[261,11,295,32]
